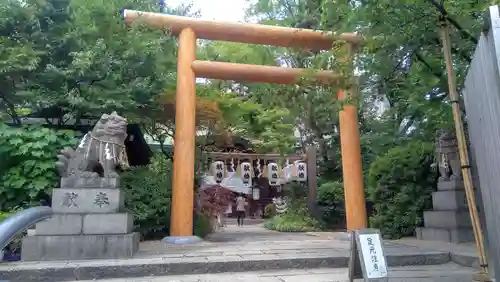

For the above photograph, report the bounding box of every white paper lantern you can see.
[294,161,307,182]
[239,162,253,187]
[211,161,225,183]
[252,187,260,200]
[267,162,279,185]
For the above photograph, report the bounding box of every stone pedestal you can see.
[22,188,139,261]
[416,178,474,243]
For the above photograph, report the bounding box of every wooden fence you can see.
[462,5,500,279]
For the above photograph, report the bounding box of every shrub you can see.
[121,154,172,240]
[264,201,319,232]
[194,213,213,238]
[316,181,345,228]
[0,125,77,211]
[264,203,276,218]
[367,141,435,239]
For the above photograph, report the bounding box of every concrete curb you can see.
[0,252,450,282]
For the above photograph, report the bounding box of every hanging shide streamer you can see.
[211,160,225,183]
[267,162,280,185]
[239,162,253,188]
[294,161,307,182]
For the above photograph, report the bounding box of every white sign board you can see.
[358,234,388,279]
[348,229,389,282]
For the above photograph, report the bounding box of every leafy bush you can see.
[316,181,345,228]
[194,213,213,238]
[264,201,319,232]
[121,154,172,240]
[264,203,276,218]
[367,141,435,239]
[0,125,77,210]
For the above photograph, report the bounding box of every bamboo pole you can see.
[438,17,490,280]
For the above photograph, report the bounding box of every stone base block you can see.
[35,214,83,235]
[161,236,202,245]
[432,190,467,210]
[52,188,124,213]
[61,175,119,189]
[83,213,133,235]
[437,179,464,191]
[423,210,472,228]
[416,227,474,243]
[21,233,140,261]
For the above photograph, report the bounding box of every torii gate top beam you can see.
[123,10,361,51]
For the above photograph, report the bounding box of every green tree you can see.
[0,0,194,125]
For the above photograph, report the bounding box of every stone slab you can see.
[83,213,133,235]
[423,210,472,228]
[21,232,140,261]
[61,176,119,189]
[162,236,203,245]
[71,264,477,282]
[437,180,464,191]
[0,251,450,282]
[415,227,474,243]
[35,214,83,235]
[432,190,468,210]
[52,188,124,213]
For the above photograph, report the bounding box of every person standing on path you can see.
[236,194,247,226]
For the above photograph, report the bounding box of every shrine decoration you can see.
[239,161,253,188]
[252,186,260,200]
[294,160,307,182]
[281,158,293,183]
[273,197,288,214]
[256,158,264,178]
[211,160,225,183]
[267,162,280,185]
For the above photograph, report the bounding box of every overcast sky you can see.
[167,0,251,22]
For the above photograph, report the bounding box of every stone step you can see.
[0,247,451,281]
[415,227,474,243]
[72,263,477,282]
[423,210,472,228]
[432,190,467,210]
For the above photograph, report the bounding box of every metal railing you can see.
[0,206,52,250]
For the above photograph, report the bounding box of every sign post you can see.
[348,228,389,282]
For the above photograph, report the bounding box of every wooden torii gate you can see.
[123,10,367,237]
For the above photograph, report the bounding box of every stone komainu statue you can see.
[56,112,130,188]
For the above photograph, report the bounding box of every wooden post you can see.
[170,28,197,236]
[338,88,367,231]
[306,147,317,215]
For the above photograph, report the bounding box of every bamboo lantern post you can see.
[123,10,366,236]
[438,17,490,281]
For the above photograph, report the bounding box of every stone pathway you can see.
[0,223,481,282]
[75,263,476,282]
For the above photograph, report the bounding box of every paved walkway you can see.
[0,223,481,282]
